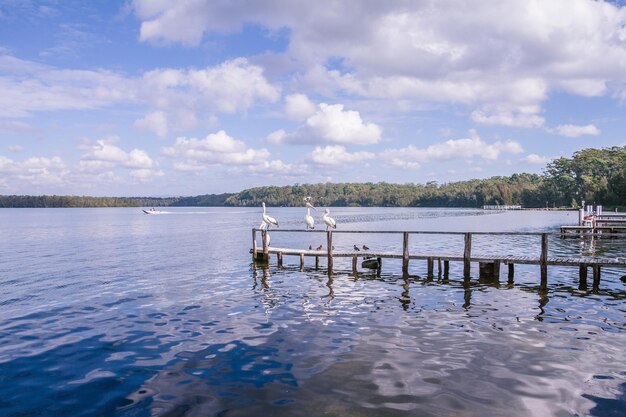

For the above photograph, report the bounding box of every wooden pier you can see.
[561,206,626,237]
[251,228,626,290]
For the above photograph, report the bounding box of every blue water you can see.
[1,207,625,416]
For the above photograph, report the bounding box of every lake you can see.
[1,207,625,416]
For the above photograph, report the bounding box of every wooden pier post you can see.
[299,253,304,271]
[315,256,319,270]
[277,252,283,268]
[463,233,472,278]
[479,261,500,280]
[327,231,334,275]
[352,255,358,275]
[260,229,269,263]
[443,260,450,279]
[508,263,514,283]
[252,229,257,262]
[540,233,548,288]
[377,257,382,277]
[437,258,442,278]
[592,265,601,290]
[427,257,434,278]
[579,264,588,290]
[402,232,409,274]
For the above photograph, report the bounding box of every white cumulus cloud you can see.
[134,111,169,138]
[269,103,381,145]
[471,104,545,128]
[310,145,375,166]
[380,130,523,169]
[285,93,317,120]
[162,130,270,171]
[551,124,601,138]
[523,153,553,165]
[244,160,309,176]
[80,138,155,170]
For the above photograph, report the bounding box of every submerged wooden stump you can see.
[479,261,500,280]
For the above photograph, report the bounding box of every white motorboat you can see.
[142,208,163,215]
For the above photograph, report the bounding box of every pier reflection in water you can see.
[119,262,626,417]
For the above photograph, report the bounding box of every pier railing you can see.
[251,228,626,290]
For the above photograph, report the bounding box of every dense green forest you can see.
[225,146,626,209]
[0,194,234,208]
[1,146,625,208]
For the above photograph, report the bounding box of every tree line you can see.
[1,146,624,209]
[224,146,626,209]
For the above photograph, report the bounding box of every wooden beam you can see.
[427,257,434,277]
[352,255,358,275]
[579,263,587,290]
[327,231,333,275]
[540,233,548,288]
[463,233,472,278]
[592,265,601,289]
[443,260,449,279]
[277,251,283,268]
[437,258,442,278]
[402,232,409,274]
[261,229,269,263]
[315,255,319,270]
[508,263,514,283]
[252,229,257,262]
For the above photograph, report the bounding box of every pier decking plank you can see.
[252,247,626,267]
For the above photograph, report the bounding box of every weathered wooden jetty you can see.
[561,205,626,236]
[251,228,626,290]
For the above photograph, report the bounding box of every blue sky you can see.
[1,0,626,196]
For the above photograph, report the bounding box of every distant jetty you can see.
[482,205,522,210]
[561,204,626,237]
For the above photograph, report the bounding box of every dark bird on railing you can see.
[316,245,323,251]
[353,245,360,251]
[308,245,312,250]
[362,245,369,250]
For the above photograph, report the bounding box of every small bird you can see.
[362,245,369,250]
[322,208,336,230]
[308,245,312,250]
[316,244,323,251]
[353,245,360,251]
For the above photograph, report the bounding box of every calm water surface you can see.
[1,207,625,416]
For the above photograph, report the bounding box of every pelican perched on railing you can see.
[322,208,336,231]
[305,202,316,230]
[261,202,279,229]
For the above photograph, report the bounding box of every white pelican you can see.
[304,202,316,230]
[258,221,270,246]
[322,208,336,231]
[261,202,279,228]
